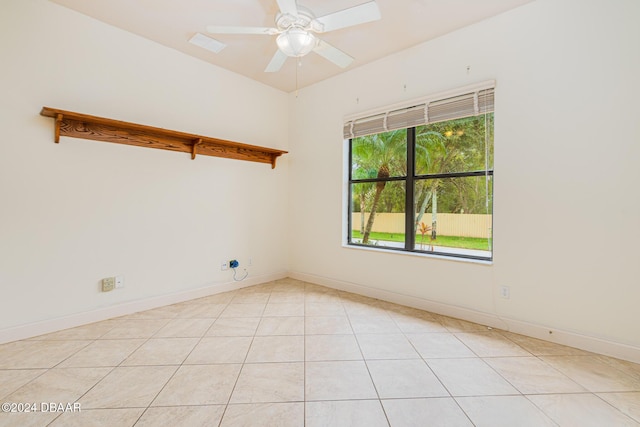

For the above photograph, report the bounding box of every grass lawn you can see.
[351,230,491,251]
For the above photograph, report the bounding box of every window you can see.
[345,82,494,261]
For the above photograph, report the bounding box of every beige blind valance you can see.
[343,81,495,139]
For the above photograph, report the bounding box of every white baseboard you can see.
[5,269,639,365]
[290,271,640,364]
[0,271,287,345]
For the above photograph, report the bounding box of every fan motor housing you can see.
[276,6,320,31]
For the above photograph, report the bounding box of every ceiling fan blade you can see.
[315,1,381,33]
[313,39,354,68]
[276,0,299,15]
[265,50,288,73]
[206,25,278,35]
[189,33,226,53]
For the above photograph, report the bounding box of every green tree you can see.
[414,129,446,234]
[351,177,374,234]
[351,114,493,246]
[414,115,493,238]
[351,130,406,244]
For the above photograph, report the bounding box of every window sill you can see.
[341,243,493,266]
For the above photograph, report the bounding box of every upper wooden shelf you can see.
[40,107,287,168]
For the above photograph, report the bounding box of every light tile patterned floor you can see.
[1,278,639,426]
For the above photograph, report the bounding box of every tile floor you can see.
[1,278,639,426]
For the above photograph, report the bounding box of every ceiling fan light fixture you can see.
[276,27,317,57]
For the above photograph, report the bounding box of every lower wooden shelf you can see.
[40,107,287,168]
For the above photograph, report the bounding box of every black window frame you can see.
[347,124,494,262]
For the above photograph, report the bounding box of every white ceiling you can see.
[49,0,534,93]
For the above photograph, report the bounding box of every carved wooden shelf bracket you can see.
[40,107,287,168]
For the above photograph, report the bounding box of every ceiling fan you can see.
[206,0,381,73]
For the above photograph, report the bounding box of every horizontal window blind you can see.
[344,81,495,139]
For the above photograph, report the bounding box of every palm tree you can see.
[352,130,406,244]
[413,116,493,244]
[414,129,445,235]
[351,170,375,234]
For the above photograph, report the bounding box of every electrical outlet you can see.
[115,275,124,289]
[499,286,510,299]
[221,261,229,271]
[102,277,115,292]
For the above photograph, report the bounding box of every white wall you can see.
[0,0,289,334]
[288,0,640,352]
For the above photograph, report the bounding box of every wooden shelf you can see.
[40,107,287,168]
